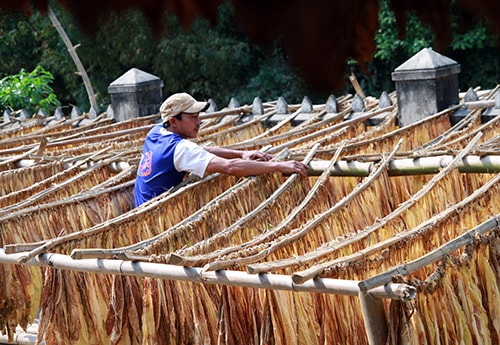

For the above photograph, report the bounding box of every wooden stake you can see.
[349,72,366,99]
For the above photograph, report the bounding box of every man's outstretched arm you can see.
[204,147,272,161]
[205,156,308,177]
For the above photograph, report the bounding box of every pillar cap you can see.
[108,68,163,93]
[391,48,460,81]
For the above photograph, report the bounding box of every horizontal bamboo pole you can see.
[13,154,499,177]
[465,100,496,109]
[358,215,500,292]
[0,123,151,155]
[199,106,253,119]
[306,154,500,176]
[14,159,131,173]
[308,160,372,176]
[388,155,500,175]
[0,250,416,300]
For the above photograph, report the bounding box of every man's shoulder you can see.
[147,125,181,141]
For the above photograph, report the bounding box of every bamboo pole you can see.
[465,100,496,109]
[12,154,500,177]
[349,72,366,99]
[359,290,388,345]
[304,154,500,176]
[0,250,416,300]
[199,105,253,120]
[358,215,500,292]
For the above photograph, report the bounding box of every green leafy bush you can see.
[0,65,61,115]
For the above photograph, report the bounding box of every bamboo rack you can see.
[1,87,500,345]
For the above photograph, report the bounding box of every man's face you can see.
[170,112,201,138]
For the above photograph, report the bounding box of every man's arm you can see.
[204,147,272,161]
[205,156,308,177]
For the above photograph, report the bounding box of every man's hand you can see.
[278,161,309,177]
[241,150,272,161]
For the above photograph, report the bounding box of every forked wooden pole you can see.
[47,6,98,111]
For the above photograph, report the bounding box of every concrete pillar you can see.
[108,68,164,122]
[265,96,289,127]
[391,48,461,127]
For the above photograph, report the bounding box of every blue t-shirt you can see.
[134,125,215,207]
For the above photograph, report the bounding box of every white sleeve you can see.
[173,140,216,178]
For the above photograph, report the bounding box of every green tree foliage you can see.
[0,10,41,75]
[154,11,259,105]
[1,4,156,111]
[234,41,308,103]
[152,2,309,105]
[353,0,499,97]
[2,4,91,111]
[0,1,497,113]
[0,65,61,114]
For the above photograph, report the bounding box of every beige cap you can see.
[160,93,209,124]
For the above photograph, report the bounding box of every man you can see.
[134,92,308,207]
